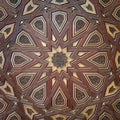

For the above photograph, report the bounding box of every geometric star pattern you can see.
[0,0,120,120]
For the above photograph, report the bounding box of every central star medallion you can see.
[46,46,73,73]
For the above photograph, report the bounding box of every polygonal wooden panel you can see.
[51,0,68,5]
[83,30,104,47]
[11,52,32,67]
[1,23,15,39]
[99,0,113,7]
[6,111,22,120]
[81,0,96,14]
[73,16,89,36]
[31,83,46,104]
[6,0,21,8]
[31,16,47,36]
[112,5,120,21]
[0,7,7,21]
[16,72,36,90]
[0,98,7,113]
[52,11,67,33]
[16,31,36,47]
[23,0,38,15]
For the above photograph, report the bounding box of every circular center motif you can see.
[52,52,67,67]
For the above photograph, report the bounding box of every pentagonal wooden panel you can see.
[0,0,120,120]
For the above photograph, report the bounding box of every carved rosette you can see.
[0,0,120,120]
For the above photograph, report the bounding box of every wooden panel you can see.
[0,0,120,120]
